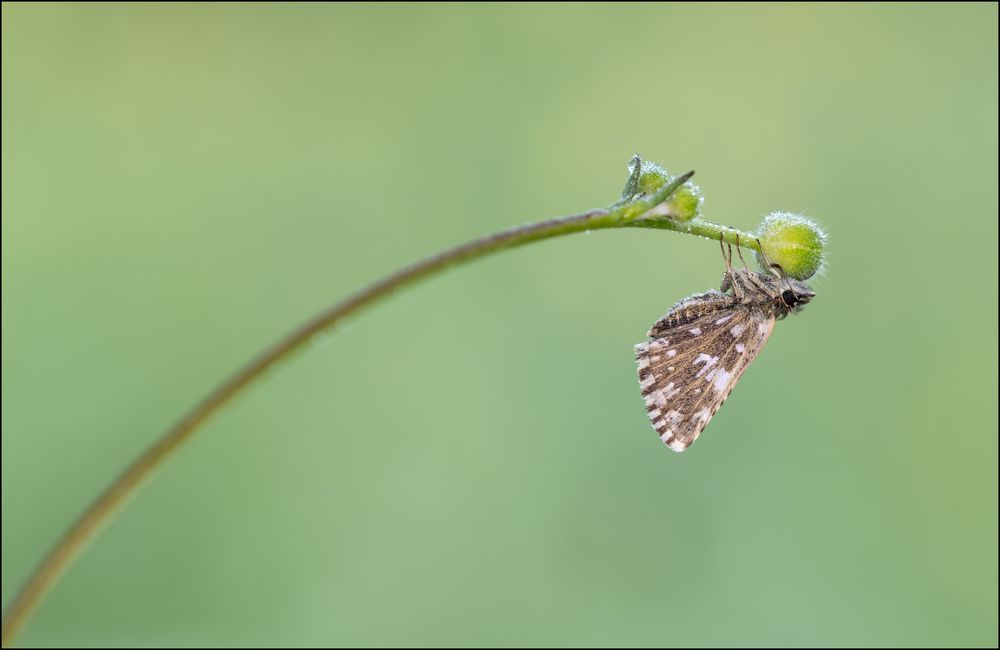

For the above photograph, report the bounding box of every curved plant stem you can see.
[1,168,760,646]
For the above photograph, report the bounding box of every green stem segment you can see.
[627,214,761,250]
[1,168,754,646]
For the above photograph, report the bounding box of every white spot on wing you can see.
[693,353,719,377]
[730,323,746,337]
[667,349,677,357]
[712,367,733,392]
[735,343,745,353]
[694,408,711,425]
[689,327,702,336]
[715,314,734,325]
[651,382,680,407]
[667,438,687,452]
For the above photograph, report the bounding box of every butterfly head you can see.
[778,279,815,316]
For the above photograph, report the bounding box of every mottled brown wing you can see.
[635,307,776,452]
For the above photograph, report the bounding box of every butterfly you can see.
[634,235,816,452]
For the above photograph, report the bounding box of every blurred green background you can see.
[2,3,997,647]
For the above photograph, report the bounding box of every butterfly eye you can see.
[781,289,798,307]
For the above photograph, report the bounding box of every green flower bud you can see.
[636,161,702,221]
[665,184,701,222]
[755,212,827,281]
[636,160,671,194]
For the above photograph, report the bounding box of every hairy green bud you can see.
[755,212,827,281]
[665,184,701,222]
[634,160,702,222]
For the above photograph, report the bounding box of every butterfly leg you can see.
[754,237,797,298]
[719,233,743,299]
[734,232,752,270]
[719,232,733,270]
[756,238,784,279]
[732,232,775,297]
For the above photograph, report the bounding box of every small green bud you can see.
[665,184,701,222]
[636,160,702,221]
[755,212,827,281]
[636,160,671,194]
